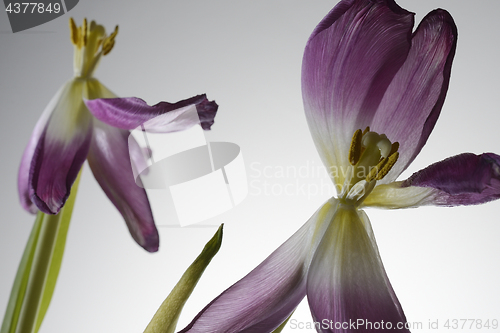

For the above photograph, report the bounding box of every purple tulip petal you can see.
[87,120,159,252]
[302,0,413,186]
[363,153,500,208]
[85,94,218,133]
[372,9,457,183]
[402,153,500,206]
[18,85,66,213]
[29,80,93,214]
[179,199,339,333]
[307,206,409,333]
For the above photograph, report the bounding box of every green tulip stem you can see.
[1,170,82,333]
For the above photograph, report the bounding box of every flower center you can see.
[69,18,118,79]
[339,127,399,206]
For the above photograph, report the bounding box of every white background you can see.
[1,1,499,332]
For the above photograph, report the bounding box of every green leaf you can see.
[35,171,79,332]
[1,213,43,333]
[144,224,224,333]
[1,171,81,333]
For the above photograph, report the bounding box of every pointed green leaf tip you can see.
[144,224,223,333]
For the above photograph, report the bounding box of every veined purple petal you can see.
[87,120,159,252]
[402,153,500,206]
[179,199,339,333]
[373,9,457,183]
[85,94,218,133]
[29,80,93,214]
[307,205,409,333]
[302,0,413,187]
[18,85,66,213]
[362,153,500,208]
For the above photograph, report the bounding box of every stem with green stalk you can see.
[1,171,82,333]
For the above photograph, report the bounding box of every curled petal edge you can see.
[85,94,218,133]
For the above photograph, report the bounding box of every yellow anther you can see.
[366,157,387,182]
[110,25,119,39]
[376,152,399,180]
[362,126,370,135]
[82,18,88,46]
[102,38,111,52]
[348,129,363,165]
[102,25,118,56]
[389,142,399,156]
[102,40,114,55]
[69,17,79,46]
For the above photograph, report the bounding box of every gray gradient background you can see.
[1,1,499,332]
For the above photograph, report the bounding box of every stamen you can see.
[390,142,399,156]
[102,25,119,56]
[341,128,400,205]
[376,152,399,180]
[78,26,84,48]
[82,18,88,46]
[102,40,115,55]
[366,157,387,182]
[348,129,362,165]
[69,18,79,46]
[111,25,119,39]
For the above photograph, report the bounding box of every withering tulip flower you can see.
[178,1,500,332]
[17,18,217,252]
